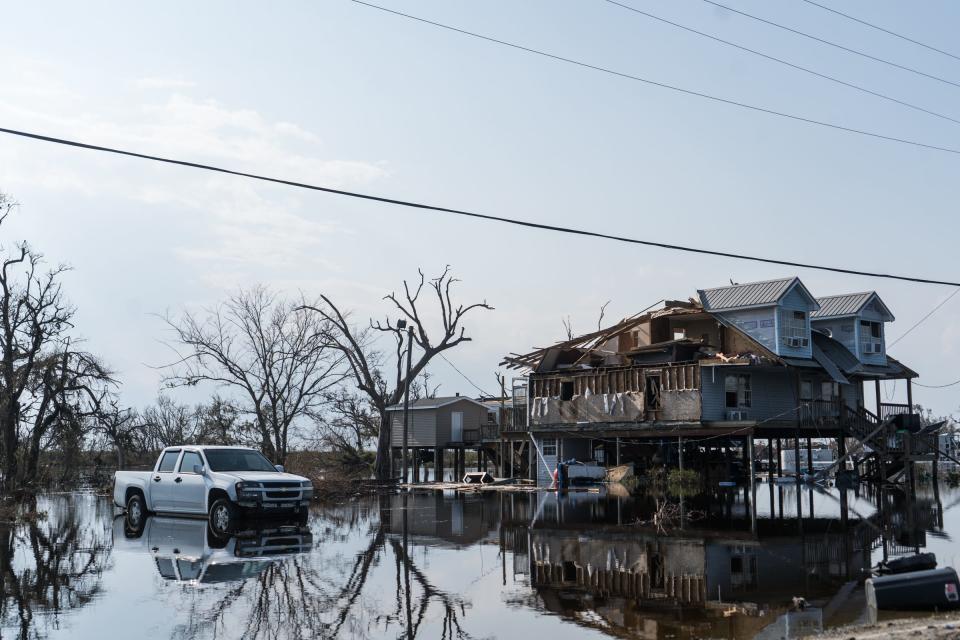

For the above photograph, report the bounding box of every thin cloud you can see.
[134,76,197,90]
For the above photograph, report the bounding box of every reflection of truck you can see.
[113,515,312,584]
[113,446,313,536]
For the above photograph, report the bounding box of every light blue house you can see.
[810,292,895,366]
[697,277,819,360]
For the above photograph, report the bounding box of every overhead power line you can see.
[1,125,959,287]
[799,0,960,63]
[914,378,960,389]
[603,0,960,127]
[439,353,494,397]
[888,287,960,348]
[349,1,960,156]
[702,0,960,90]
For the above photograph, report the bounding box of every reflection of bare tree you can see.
[174,502,474,640]
[0,495,112,640]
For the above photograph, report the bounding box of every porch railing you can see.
[879,403,912,421]
[798,399,841,426]
[481,424,501,440]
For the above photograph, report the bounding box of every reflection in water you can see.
[0,482,955,639]
[0,494,112,640]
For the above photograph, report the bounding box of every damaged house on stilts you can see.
[500,277,944,486]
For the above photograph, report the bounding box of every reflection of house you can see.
[500,277,930,485]
[380,492,498,548]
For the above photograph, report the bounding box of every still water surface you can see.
[3,481,957,639]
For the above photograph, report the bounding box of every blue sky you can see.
[1,0,958,416]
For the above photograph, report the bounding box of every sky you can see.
[0,0,958,417]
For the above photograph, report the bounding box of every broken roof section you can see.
[500,301,705,371]
[812,291,895,321]
[698,277,819,312]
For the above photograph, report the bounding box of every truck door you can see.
[152,449,181,511]
[175,450,207,514]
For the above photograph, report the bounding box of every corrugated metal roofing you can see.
[811,331,861,374]
[698,277,798,311]
[811,292,894,321]
[385,396,487,411]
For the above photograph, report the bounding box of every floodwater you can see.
[3,480,958,640]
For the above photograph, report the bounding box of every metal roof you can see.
[385,396,487,411]
[698,277,817,312]
[811,291,894,321]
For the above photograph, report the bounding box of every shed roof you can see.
[698,277,818,312]
[385,396,488,412]
[811,292,895,321]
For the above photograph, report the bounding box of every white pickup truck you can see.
[114,445,313,536]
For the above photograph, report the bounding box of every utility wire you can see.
[799,0,960,63]
[914,378,960,389]
[350,1,960,157]
[438,352,494,397]
[702,0,960,90]
[888,287,960,347]
[2,125,960,288]
[604,0,960,127]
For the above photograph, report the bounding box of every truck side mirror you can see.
[193,464,204,475]
[274,464,285,473]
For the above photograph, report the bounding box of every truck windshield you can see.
[203,449,277,472]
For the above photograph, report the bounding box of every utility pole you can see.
[400,321,414,483]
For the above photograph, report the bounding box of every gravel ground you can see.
[816,615,960,640]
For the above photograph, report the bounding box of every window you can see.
[725,375,751,408]
[541,439,557,457]
[779,309,808,347]
[560,380,574,401]
[760,318,775,328]
[673,328,687,340]
[203,449,277,472]
[155,558,177,580]
[820,382,836,400]
[157,450,180,473]
[179,451,204,473]
[741,320,758,330]
[860,321,883,355]
[800,381,812,401]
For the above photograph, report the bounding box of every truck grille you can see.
[266,490,300,499]
[262,482,301,489]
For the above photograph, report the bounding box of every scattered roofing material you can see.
[500,303,703,371]
[812,291,895,321]
[698,277,819,312]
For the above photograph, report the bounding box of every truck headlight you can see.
[235,481,262,497]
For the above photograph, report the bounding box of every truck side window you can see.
[179,451,203,473]
[157,450,180,473]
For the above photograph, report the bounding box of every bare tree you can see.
[311,389,379,467]
[0,194,80,491]
[22,346,115,484]
[161,286,345,464]
[305,267,493,480]
[140,396,204,451]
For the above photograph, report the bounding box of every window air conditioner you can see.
[726,410,748,421]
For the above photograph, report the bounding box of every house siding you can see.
[776,286,814,359]
[701,366,797,422]
[858,304,888,365]
[389,411,438,447]
[717,307,777,353]
[388,399,488,447]
[811,318,857,355]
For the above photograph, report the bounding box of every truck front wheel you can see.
[208,498,238,537]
